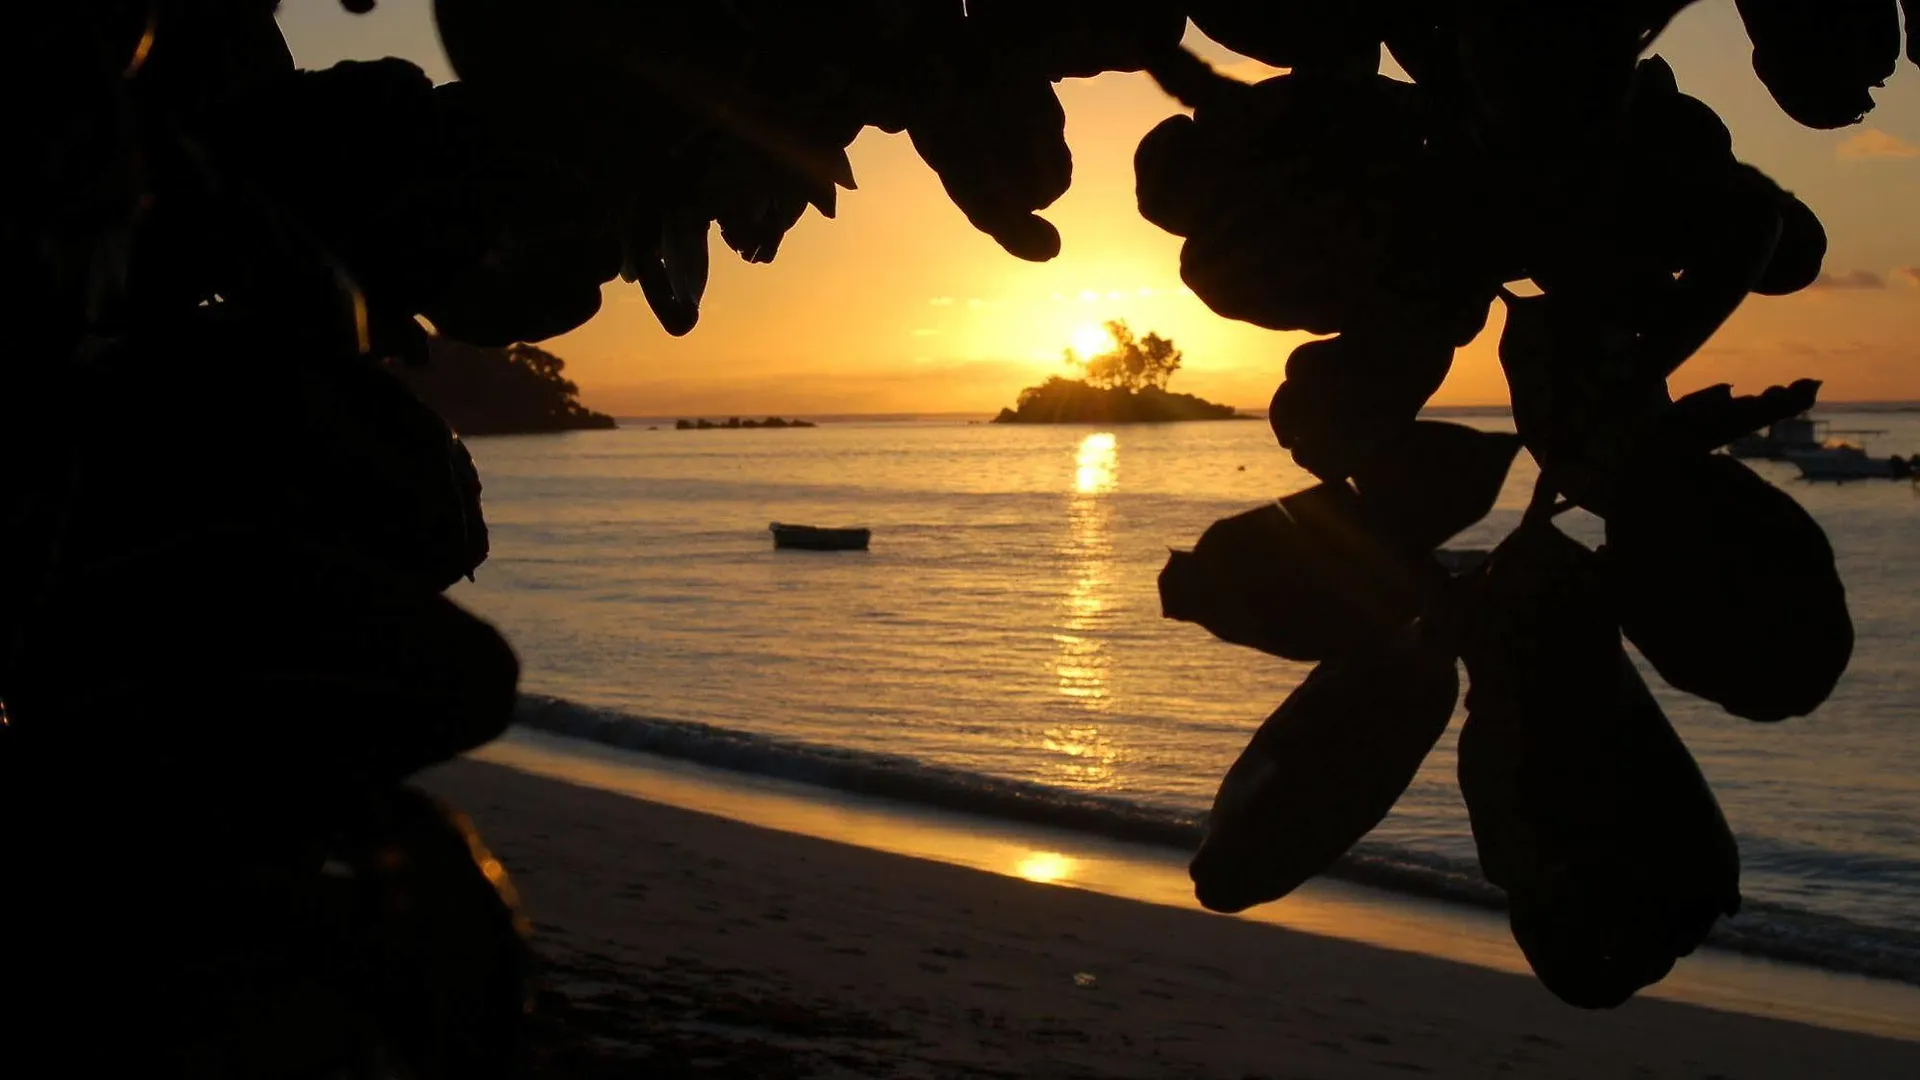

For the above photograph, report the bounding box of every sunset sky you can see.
[279,1,1920,414]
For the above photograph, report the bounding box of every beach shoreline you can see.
[423,744,1920,1078]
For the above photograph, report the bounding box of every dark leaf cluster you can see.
[1,2,1905,1068]
[1140,1,1878,1009]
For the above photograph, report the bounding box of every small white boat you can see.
[1786,442,1918,482]
[770,522,871,551]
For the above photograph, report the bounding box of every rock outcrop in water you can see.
[675,417,817,429]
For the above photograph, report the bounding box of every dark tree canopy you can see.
[395,339,615,436]
[1075,321,1185,392]
[3,1,1913,1071]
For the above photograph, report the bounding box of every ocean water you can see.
[450,410,1920,982]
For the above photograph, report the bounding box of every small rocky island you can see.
[992,322,1245,424]
[993,378,1243,424]
[675,417,817,429]
[394,337,615,435]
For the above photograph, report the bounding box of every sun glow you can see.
[1071,322,1117,359]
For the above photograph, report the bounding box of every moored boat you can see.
[1786,443,1918,482]
[1726,414,1824,460]
[770,522,872,551]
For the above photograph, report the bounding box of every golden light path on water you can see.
[1043,432,1121,788]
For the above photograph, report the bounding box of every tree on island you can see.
[1071,320,1183,392]
[995,322,1240,423]
[392,338,616,436]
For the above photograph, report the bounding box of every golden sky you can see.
[280,1,1920,414]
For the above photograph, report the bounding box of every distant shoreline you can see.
[598,401,1920,425]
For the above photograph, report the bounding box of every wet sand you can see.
[423,758,1920,1079]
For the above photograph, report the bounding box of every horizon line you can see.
[603,399,1920,422]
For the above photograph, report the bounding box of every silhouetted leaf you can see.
[1735,0,1901,128]
[9,528,519,789]
[1655,379,1821,456]
[909,61,1071,261]
[1751,193,1827,296]
[1134,114,1205,236]
[1605,452,1852,721]
[1187,1,1385,77]
[1634,162,1786,378]
[1159,484,1424,661]
[1460,523,1740,1009]
[1190,630,1458,913]
[1269,333,1457,482]
[1496,291,1654,509]
[1353,422,1525,554]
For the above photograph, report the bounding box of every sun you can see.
[1071,323,1116,358]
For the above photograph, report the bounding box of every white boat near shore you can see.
[1785,442,1918,482]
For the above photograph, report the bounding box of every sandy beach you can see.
[423,758,1920,1079]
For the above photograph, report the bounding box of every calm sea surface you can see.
[452,411,1920,972]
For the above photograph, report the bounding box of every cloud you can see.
[1837,129,1920,160]
[1896,267,1920,287]
[1809,270,1887,289]
[928,296,954,306]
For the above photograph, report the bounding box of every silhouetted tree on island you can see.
[4,1,1912,1074]
[996,322,1241,422]
[1074,320,1184,391]
[395,338,615,436]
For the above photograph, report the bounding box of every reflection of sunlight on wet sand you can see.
[1015,850,1075,884]
[479,731,1920,1043]
[1047,433,1123,786]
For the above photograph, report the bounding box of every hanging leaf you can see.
[1460,523,1740,1009]
[1734,0,1901,129]
[1268,332,1457,483]
[8,528,520,792]
[1751,194,1827,296]
[1159,483,1424,661]
[908,60,1071,261]
[1654,379,1821,456]
[1191,630,1459,913]
[1353,422,1525,554]
[1604,452,1852,721]
[1186,1,1386,77]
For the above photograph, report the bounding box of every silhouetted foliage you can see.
[395,338,615,436]
[3,2,1910,1069]
[1000,325,1236,422]
[1073,320,1185,392]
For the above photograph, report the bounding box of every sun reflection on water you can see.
[1075,431,1117,494]
[1044,433,1124,787]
